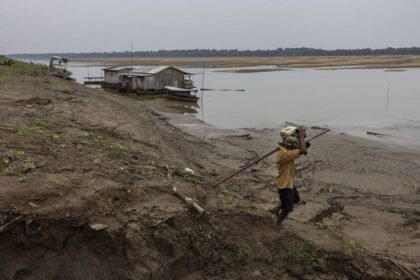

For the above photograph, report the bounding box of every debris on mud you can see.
[16,96,52,106]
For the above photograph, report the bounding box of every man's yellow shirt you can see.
[276,146,300,189]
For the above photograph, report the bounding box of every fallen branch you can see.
[367,131,388,137]
[172,186,205,216]
[165,164,206,216]
[387,258,419,280]
[0,59,15,66]
[0,216,23,233]
[149,215,175,228]
[0,126,17,132]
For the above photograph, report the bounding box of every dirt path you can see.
[0,71,419,279]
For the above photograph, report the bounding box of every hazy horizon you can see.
[7,46,420,56]
[2,0,420,54]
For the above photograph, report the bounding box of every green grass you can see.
[109,141,127,150]
[235,248,249,265]
[282,234,320,274]
[52,133,61,141]
[79,131,90,138]
[0,55,45,78]
[23,162,36,172]
[17,175,27,182]
[17,125,44,136]
[70,173,82,181]
[218,189,235,207]
[0,119,13,127]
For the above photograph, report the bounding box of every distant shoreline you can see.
[69,55,420,69]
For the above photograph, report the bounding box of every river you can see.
[56,61,420,146]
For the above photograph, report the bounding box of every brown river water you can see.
[64,62,420,146]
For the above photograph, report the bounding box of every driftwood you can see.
[0,216,23,233]
[149,215,175,228]
[89,223,109,231]
[0,126,17,132]
[172,186,205,216]
[387,258,419,280]
[0,59,15,66]
[165,164,206,216]
[366,131,388,137]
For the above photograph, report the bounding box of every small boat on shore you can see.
[164,86,200,102]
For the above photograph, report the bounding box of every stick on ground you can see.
[165,164,206,216]
[0,216,23,233]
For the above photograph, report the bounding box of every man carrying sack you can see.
[275,126,308,226]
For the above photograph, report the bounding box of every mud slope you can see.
[0,68,418,279]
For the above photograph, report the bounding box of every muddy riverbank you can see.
[0,64,419,279]
[163,111,420,260]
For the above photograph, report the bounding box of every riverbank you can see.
[72,55,420,69]
[0,62,419,279]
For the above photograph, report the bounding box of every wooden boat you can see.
[49,56,75,81]
[164,86,200,102]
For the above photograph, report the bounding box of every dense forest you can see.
[10,47,420,60]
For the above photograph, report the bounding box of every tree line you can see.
[10,47,420,60]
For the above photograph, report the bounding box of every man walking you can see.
[275,126,307,225]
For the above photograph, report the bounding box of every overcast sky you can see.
[1,0,420,54]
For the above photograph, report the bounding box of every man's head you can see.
[284,136,300,149]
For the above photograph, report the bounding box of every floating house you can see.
[103,66,193,91]
[103,66,133,84]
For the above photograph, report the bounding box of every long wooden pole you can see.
[201,65,205,89]
[131,42,134,70]
[386,82,390,115]
[211,129,330,188]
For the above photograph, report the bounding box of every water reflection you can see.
[135,96,200,114]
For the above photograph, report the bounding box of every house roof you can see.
[118,73,149,77]
[133,66,167,74]
[103,66,133,71]
[105,65,191,75]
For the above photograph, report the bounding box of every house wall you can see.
[119,67,189,90]
[133,76,154,90]
[154,68,185,89]
[104,70,120,84]
[145,76,155,90]
[133,77,143,89]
